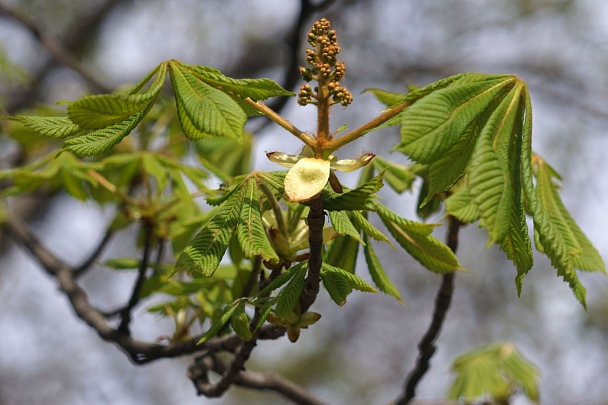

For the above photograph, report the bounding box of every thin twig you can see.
[241,255,263,298]
[396,216,461,405]
[244,98,315,148]
[73,228,114,278]
[117,221,154,334]
[189,354,328,405]
[328,100,409,152]
[299,195,324,313]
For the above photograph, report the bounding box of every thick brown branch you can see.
[299,195,324,313]
[396,216,461,405]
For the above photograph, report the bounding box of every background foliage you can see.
[1,1,608,404]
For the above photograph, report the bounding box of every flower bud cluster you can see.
[298,18,352,107]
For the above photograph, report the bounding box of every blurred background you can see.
[1,0,608,404]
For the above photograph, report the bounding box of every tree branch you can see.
[188,353,328,405]
[73,228,114,277]
[299,195,324,313]
[5,213,286,364]
[396,216,461,405]
[117,221,154,334]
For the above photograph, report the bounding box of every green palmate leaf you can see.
[230,302,253,341]
[525,155,606,306]
[176,185,243,276]
[63,109,147,156]
[68,62,167,129]
[168,61,246,140]
[376,204,462,273]
[323,172,384,211]
[324,234,359,274]
[198,303,240,344]
[329,211,364,244]
[363,233,404,304]
[350,211,392,246]
[321,263,378,306]
[275,263,307,317]
[394,74,525,211]
[445,187,480,223]
[237,177,280,264]
[8,116,81,139]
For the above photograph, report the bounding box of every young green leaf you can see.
[525,155,606,306]
[394,74,515,163]
[168,61,246,140]
[350,211,392,246]
[175,185,242,276]
[323,172,384,211]
[230,302,253,341]
[63,109,146,156]
[364,87,408,107]
[376,204,463,273]
[141,152,170,192]
[324,234,359,274]
[237,177,280,264]
[371,156,417,194]
[182,63,294,101]
[468,84,523,244]
[8,116,81,139]
[363,234,405,304]
[196,132,252,182]
[275,264,307,317]
[68,62,167,129]
[68,94,152,129]
[257,262,306,297]
[198,303,240,344]
[320,263,378,306]
[448,342,539,403]
[445,187,480,223]
[328,211,364,244]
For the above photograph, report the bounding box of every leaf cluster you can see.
[371,72,605,306]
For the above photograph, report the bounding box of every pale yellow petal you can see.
[284,158,330,202]
[266,152,303,168]
[331,153,375,172]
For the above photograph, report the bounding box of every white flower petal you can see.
[330,153,375,172]
[266,152,303,168]
[284,158,330,202]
